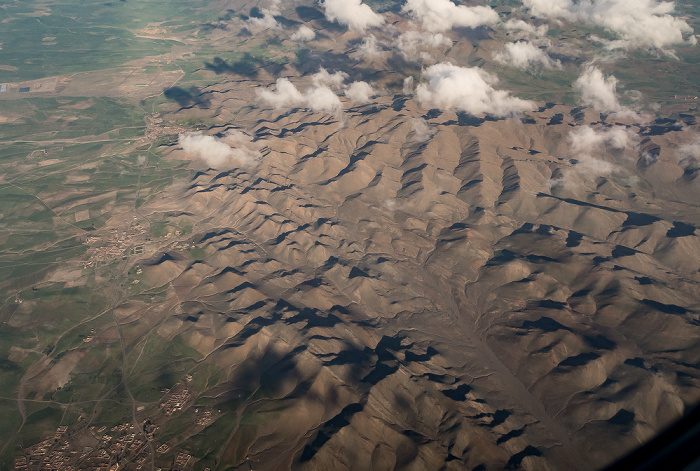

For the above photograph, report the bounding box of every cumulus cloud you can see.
[523,0,696,50]
[504,19,549,38]
[416,62,535,116]
[572,154,616,176]
[246,14,281,30]
[358,34,386,59]
[411,118,435,142]
[573,65,638,116]
[497,19,562,68]
[402,0,499,32]
[291,25,316,42]
[257,77,343,112]
[552,125,636,186]
[312,68,349,89]
[570,125,635,154]
[678,139,700,178]
[345,81,377,103]
[266,0,281,15]
[257,69,377,112]
[179,131,261,167]
[638,150,658,167]
[679,140,700,160]
[382,198,405,211]
[494,41,561,69]
[320,0,384,31]
[572,125,634,175]
[524,0,576,20]
[403,76,415,94]
[396,30,452,62]
[246,1,282,30]
[304,85,344,112]
[257,77,305,109]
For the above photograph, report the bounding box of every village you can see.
[12,381,214,471]
[82,217,195,270]
[82,223,149,268]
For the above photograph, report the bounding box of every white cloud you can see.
[573,65,636,114]
[246,14,281,30]
[358,34,386,59]
[257,77,305,109]
[312,68,349,89]
[403,76,415,94]
[246,1,282,30]
[678,139,700,176]
[383,198,404,211]
[266,0,281,15]
[411,118,435,142]
[345,81,377,103]
[291,25,316,42]
[552,124,636,187]
[494,41,561,69]
[304,85,344,112]
[320,0,384,32]
[416,62,535,116]
[679,139,700,160]
[567,125,636,178]
[574,155,615,176]
[402,0,499,32]
[570,125,635,154]
[396,30,452,62]
[523,0,576,20]
[257,69,349,113]
[523,0,696,50]
[179,131,261,167]
[638,151,658,167]
[504,19,549,38]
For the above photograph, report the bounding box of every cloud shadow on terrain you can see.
[204,54,286,78]
[163,86,212,109]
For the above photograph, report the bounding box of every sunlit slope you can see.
[124,92,700,470]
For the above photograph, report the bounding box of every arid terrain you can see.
[0,0,698,470]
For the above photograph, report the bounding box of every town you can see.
[13,381,214,471]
